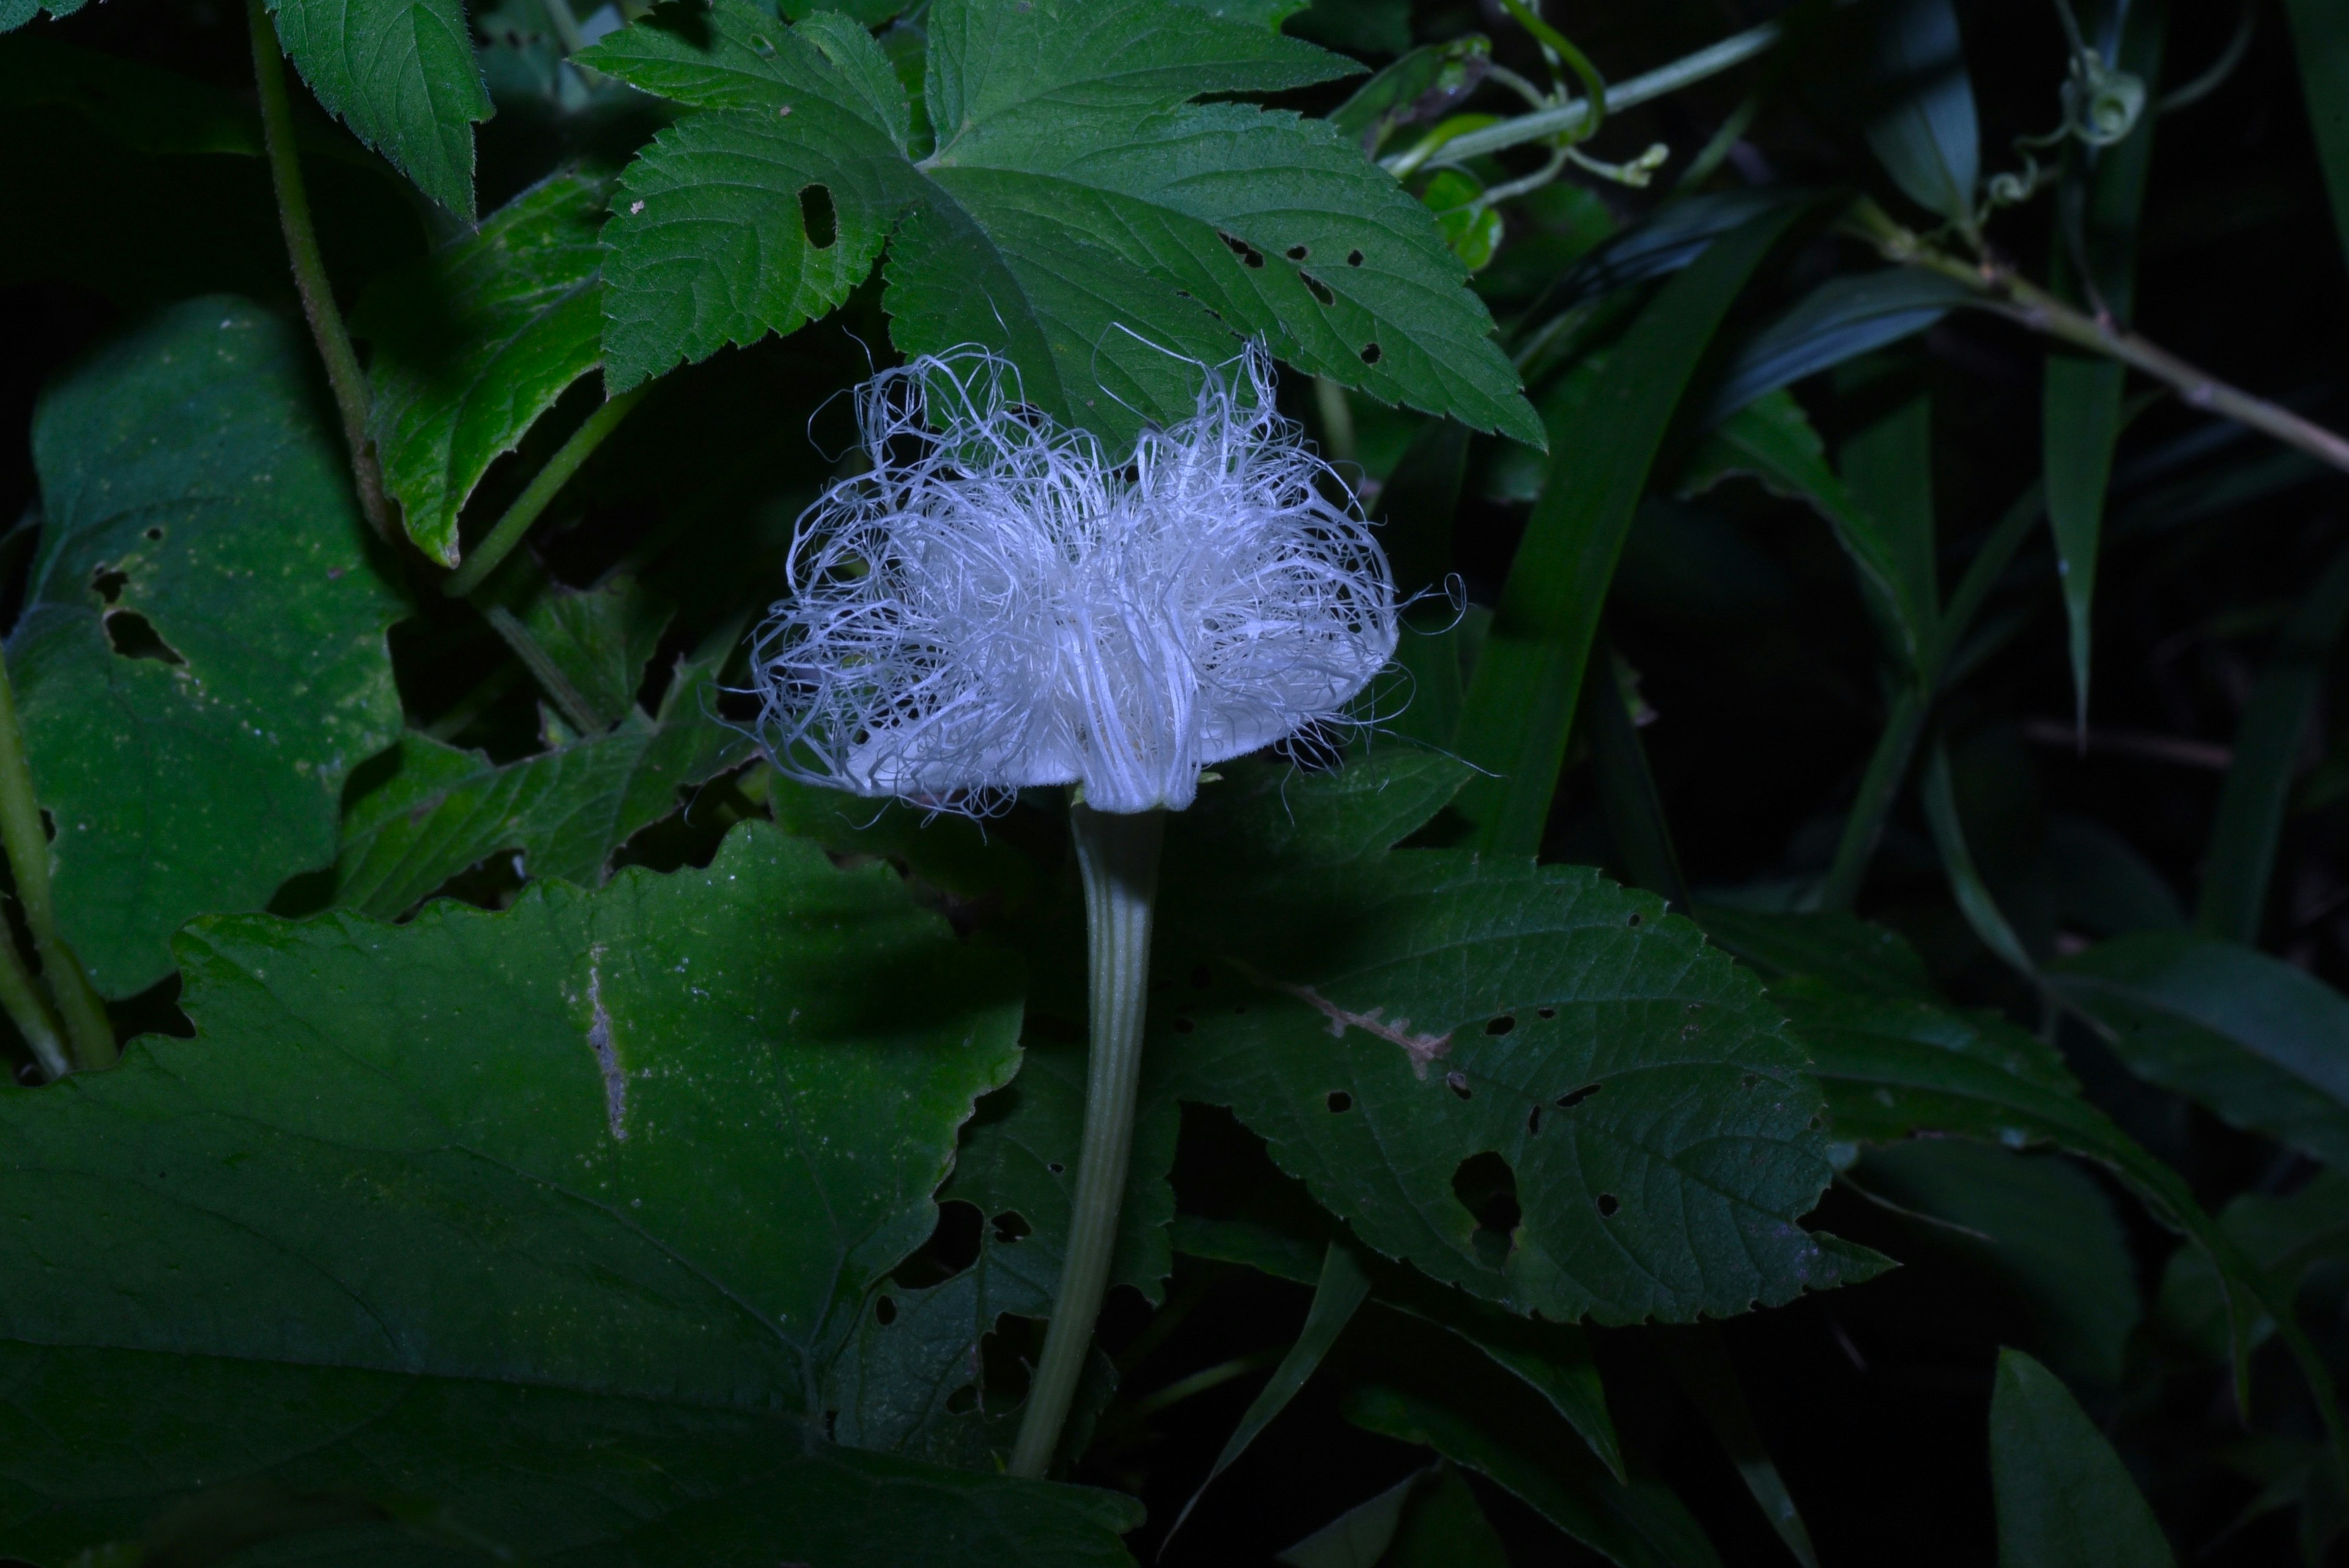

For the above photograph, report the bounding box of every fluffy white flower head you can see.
[752,344,1398,814]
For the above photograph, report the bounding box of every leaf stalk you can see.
[248,0,395,544]
[1008,803,1165,1479]
[0,654,113,1071]
[443,388,648,600]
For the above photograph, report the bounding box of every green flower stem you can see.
[1851,200,2349,478]
[0,654,113,1071]
[443,387,647,600]
[1008,803,1165,1479]
[248,0,394,544]
[1390,20,1780,173]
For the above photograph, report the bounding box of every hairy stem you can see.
[1390,20,1779,171]
[1852,203,2349,477]
[443,388,648,600]
[248,0,393,543]
[1008,804,1165,1479]
[0,655,113,1070]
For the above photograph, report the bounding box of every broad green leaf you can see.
[2157,1170,2349,1359]
[265,0,491,216]
[2048,932,2349,1169]
[1452,205,1802,853]
[2044,0,2165,727]
[0,0,81,26]
[581,0,1542,448]
[1346,1387,1723,1568]
[1158,756,1888,1325]
[2196,543,2349,943]
[261,0,486,203]
[1860,1140,2140,1386]
[10,297,405,997]
[2285,0,2349,270]
[358,170,612,566]
[1857,0,1980,228]
[1524,189,1787,324]
[1693,906,1938,1001]
[0,823,1145,1562]
[1168,1241,1374,1542]
[333,646,755,918]
[1990,1349,2177,1568]
[1701,270,1975,425]
[1682,389,1924,673]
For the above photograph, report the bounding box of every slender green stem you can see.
[1850,201,2349,477]
[1389,20,1779,172]
[443,388,647,600]
[248,0,394,544]
[0,920,69,1082]
[1009,803,1165,1479]
[483,604,609,737]
[0,655,113,1070]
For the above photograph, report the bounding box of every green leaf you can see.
[333,644,755,918]
[1859,1140,2141,1386]
[1158,756,1883,1326]
[0,822,1145,1562]
[1168,1241,1374,1542]
[1451,204,1802,853]
[1990,1349,2177,1568]
[1693,906,1939,1001]
[2047,932,2349,1169]
[581,0,1540,447]
[1921,741,2037,976]
[2285,0,2349,270]
[1327,37,1492,156]
[1682,389,1926,674]
[504,567,678,729]
[9,297,406,997]
[2156,1169,2349,1359]
[1857,0,1980,228]
[1346,1387,1723,1568]
[265,0,491,216]
[0,0,83,28]
[1781,971,2348,1454]
[2196,543,2349,943]
[2043,0,2165,727]
[358,170,612,567]
[1702,270,1976,425]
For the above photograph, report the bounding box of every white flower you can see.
[751,345,1398,814]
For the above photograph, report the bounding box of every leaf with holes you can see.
[577,0,1538,447]
[7,297,406,998]
[264,0,491,215]
[1152,755,1887,1325]
[357,170,612,566]
[332,642,753,919]
[0,822,1145,1563]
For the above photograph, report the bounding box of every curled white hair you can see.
[751,344,1399,815]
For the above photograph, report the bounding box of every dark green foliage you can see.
[4,0,2348,1562]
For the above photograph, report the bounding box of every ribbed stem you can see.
[250,0,394,543]
[0,653,113,1070]
[1008,804,1165,1479]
